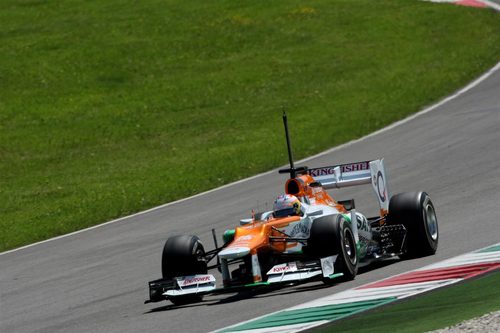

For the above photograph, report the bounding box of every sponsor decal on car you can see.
[309,162,370,177]
[356,214,370,233]
[178,275,215,287]
[290,220,311,238]
[267,262,298,274]
[374,171,387,202]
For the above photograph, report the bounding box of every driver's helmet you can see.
[273,194,302,218]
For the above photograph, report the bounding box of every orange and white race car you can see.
[145,114,439,305]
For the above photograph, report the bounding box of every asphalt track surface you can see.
[2,64,500,333]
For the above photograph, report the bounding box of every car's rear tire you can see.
[387,192,438,258]
[308,214,358,283]
[161,235,207,305]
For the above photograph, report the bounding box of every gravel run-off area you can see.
[426,311,500,333]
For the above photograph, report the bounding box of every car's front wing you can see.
[145,255,342,304]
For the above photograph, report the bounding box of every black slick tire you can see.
[162,235,207,278]
[388,192,439,258]
[161,235,207,305]
[308,214,358,283]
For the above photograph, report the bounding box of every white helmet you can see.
[273,194,302,218]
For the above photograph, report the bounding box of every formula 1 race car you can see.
[145,113,439,305]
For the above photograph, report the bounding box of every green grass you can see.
[314,272,500,333]
[1,0,499,251]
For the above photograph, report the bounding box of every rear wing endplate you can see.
[308,159,389,215]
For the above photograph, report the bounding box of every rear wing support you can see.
[309,159,389,216]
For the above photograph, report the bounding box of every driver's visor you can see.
[274,207,296,218]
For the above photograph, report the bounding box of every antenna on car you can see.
[279,111,308,179]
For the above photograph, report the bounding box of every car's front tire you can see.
[308,214,358,282]
[161,235,207,305]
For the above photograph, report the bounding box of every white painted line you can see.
[2,62,500,257]
[419,250,500,270]
[208,306,328,333]
[304,61,500,164]
[423,0,500,10]
[478,0,500,11]
[217,321,329,333]
[288,279,460,310]
[351,243,500,286]
[288,321,330,333]
[0,170,277,256]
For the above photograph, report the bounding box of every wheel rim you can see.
[425,204,438,241]
[343,228,357,265]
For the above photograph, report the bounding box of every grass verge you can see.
[313,271,500,333]
[1,0,500,251]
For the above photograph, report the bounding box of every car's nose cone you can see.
[219,246,251,259]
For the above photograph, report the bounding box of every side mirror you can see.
[240,218,253,225]
[307,209,324,216]
[338,199,355,211]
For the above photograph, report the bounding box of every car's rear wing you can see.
[308,159,389,215]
